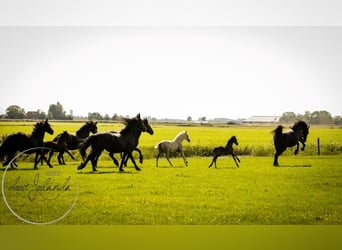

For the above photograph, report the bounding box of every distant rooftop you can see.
[245,116,280,123]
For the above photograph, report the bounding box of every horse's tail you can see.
[79,136,93,158]
[0,135,9,161]
[272,125,284,141]
[154,142,161,150]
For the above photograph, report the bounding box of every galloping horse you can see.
[208,135,240,168]
[50,121,97,164]
[155,130,190,167]
[78,114,147,172]
[0,119,54,168]
[106,118,154,167]
[273,120,310,166]
[44,131,75,166]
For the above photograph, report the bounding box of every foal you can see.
[44,131,75,166]
[208,135,240,168]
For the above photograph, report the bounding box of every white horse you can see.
[155,130,190,167]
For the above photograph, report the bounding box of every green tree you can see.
[309,110,333,124]
[88,112,102,120]
[6,105,26,119]
[279,112,297,123]
[48,102,66,120]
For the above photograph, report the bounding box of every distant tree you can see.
[199,116,206,122]
[37,109,47,119]
[6,105,26,119]
[88,112,102,120]
[309,110,333,124]
[103,114,110,120]
[48,102,67,120]
[112,113,119,120]
[187,116,192,122]
[279,112,297,123]
[333,116,342,125]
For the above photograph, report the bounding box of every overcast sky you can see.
[0,1,341,119]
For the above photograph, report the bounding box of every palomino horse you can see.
[208,135,240,168]
[0,119,54,168]
[273,120,310,166]
[155,130,190,167]
[50,121,97,164]
[78,114,147,172]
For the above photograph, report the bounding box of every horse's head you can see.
[86,121,98,134]
[184,131,191,143]
[291,121,309,142]
[231,136,238,146]
[40,119,54,135]
[59,131,72,143]
[120,113,147,134]
[143,118,154,135]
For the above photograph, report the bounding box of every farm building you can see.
[244,116,280,123]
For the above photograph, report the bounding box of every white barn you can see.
[244,116,280,123]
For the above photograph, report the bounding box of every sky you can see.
[0,1,341,120]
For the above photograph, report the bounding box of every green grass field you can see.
[0,121,341,225]
[1,156,341,225]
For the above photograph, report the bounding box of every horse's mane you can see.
[31,121,45,135]
[272,125,284,138]
[291,120,309,131]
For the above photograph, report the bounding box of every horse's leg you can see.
[78,153,92,170]
[127,152,141,171]
[64,150,75,161]
[294,142,300,155]
[214,155,219,168]
[165,150,173,167]
[42,152,53,168]
[232,154,239,168]
[119,152,129,171]
[208,156,215,168]
[134,147,143,164]
[109,152,119,167]
[180,149,188,167]
[47,151,54,165]
[156,150,161,167]
[301,141,306,151]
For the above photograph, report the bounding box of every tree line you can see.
[0,102,120,121]
[1,103,341,125]
[279,111,342,125]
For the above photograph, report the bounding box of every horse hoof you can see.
[135,167,141,171]
[77,165,83,170]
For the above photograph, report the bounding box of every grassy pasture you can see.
[0,121,341,225]
[0,121,341,160]
[0,156,341,225]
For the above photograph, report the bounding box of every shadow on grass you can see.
[77,170,140,175]
[275,164,312,168]
[156,165,187,169]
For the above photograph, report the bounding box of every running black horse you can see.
[208,135,240,168]
[106,118,154,167]
[49,121,97,164]
[0,119,54,168]
[273,120,310,166]
[78,114,147,172]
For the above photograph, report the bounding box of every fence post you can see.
[317,137,320,156]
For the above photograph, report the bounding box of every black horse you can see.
[78,114,147,172]
[273,120,310,166]
[0,119,54,168]
[106,118,154,167]
[44,131,75,166]
[208,135,240,168]
[49,121,97,164]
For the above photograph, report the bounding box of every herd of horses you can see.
[0,114,310,171]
